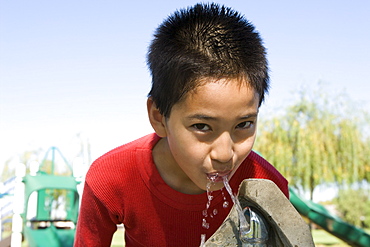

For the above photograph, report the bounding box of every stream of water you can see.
[200,174,249,246]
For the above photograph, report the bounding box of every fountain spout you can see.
[240,207,268,245]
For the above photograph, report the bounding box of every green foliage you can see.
[39,159,72,176]
[43,189,72,219]
[1,159,15,181]
[254,87,370,200]
[1,149,42,181]
[0,147,73,181]
[334,187,370,228]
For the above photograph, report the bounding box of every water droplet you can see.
[201,177,215,231]
[202,209,208,217]
[202,219,210,229]
[213,209,218,215]
[223,201,229,208]
[221,188,227,201]
[208,173,219,182]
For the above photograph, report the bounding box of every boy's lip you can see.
[207,170,232,181]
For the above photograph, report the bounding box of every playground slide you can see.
[289,187,370,247]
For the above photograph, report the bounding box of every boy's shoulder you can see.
[92,133,159,167]
[99,133,159,159]
[83,133,161,205]
[246,151,283,177]
[85,133,160,184]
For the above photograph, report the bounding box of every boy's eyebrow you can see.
[240,113,259,119]
[186,113,258,121]
[186,114,217,121]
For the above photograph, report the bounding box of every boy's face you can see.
[150,78,259,194]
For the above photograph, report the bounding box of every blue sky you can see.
[1,0,369,174]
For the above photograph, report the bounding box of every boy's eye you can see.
[236,121,252,129]
[192,123,211,131]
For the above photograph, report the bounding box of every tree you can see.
[0,149,42,181]
[1,158,16,181]
[254,87,370,200]
[334,187,370,228]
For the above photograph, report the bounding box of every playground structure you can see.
[0,147,369,246]
[20,174,79,247]
[0,147,81,247]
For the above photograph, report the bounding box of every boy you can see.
[74,3,288,246]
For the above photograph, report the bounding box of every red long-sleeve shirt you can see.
[74,133,288,247]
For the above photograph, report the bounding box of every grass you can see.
[111,226,125,247]
[312,229,350,246]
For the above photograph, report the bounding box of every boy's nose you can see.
[210,132,234,164]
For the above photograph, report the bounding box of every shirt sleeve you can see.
[74,182,118,247]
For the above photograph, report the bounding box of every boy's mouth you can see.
[207,171,231,182]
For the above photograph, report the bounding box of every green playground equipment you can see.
[11,147,80,247]
[289,187,370,247]
[22,174,79,247]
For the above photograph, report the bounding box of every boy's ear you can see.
[147,98,167,137]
